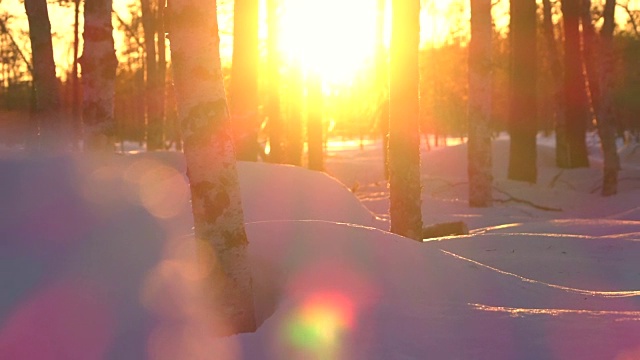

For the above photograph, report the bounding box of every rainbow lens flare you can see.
[281,291,355,359]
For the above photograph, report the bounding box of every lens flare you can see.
[281,291,354,359]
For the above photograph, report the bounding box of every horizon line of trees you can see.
[3,1,640,152]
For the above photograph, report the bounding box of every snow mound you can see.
[242,220,640,359]
[237,162,382,228]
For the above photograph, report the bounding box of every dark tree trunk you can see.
[230,0,259,161]
[24,0,65,151]
[507,0,538,183]
[285,61,303,166]
[141,0,163,150]
[468,0,493,207]
[542,0,569,167]
[71,0,81,149]
[597,0,620,195]
[389,0,423,240]
[561,0,590,168]
[156,0,167,148]
[580,0,600,116]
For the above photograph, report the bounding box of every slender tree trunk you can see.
[156,0,167,148]
[71,0,81,149]
[266,0,283,162]
[561,0,590,168]
[580,0,599,116]
[80,0,118,151]
[389,0,423,240]
[285,61,303,166]
[597,0,620,195]
[230,0,259,161]
[307,73,324,171]
[167,0,256,335]
[377,0,389,179]
[468,0,493,207]
[141,0,164,150]
[542,0,569,167]
[507,0,537,183]
[24,0,65,151]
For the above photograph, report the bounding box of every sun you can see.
[278,0,379,85]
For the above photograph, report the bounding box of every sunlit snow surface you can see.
[2,135,640,359]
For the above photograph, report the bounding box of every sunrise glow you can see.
[278,0,379,85]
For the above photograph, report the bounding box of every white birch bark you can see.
[167,0,256,335]
[80,0,117,151]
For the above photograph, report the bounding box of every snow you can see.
[1,134,640,359]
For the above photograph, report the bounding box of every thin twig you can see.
[493,187,563,212]
[0,16,33,74]
[547,170,564,188]
[618,2,640,37]
[112,10,145,50]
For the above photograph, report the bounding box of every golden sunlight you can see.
[278,0,379,85]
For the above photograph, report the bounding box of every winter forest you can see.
[2,0,640,358]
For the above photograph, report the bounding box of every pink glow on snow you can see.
[0,279,114,359]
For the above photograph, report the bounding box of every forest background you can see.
[2,0,639,154]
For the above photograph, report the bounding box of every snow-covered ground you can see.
[1,134,640,359]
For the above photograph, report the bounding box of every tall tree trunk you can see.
[507,0,537,183]
[71,0,81,149]
[597,0,620,195]
[561,0,590,168]
[542,0,569,167]
[389,0,423,240]
[377,0,390,179]
[580,0,599,116]
[156,0,167,148]
[80,0,118,151]
[468,0,493,207]
[230,0,259,161]
[285,61,303,166]
[167,0,256,335]
[24,0,65,151]
[141,0,163,150]
[266,0,283,162]
[307,73,324,171]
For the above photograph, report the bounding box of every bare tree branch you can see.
[0,16,33,74]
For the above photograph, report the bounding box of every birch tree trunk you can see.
[507,0,537,183]
[597,0,620,195]
[230,0,260,161]
[167,0,256,335]
[80,0,117,151]
[389,0,423,240]
[468,0,493,207]
[24,0,64,151]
